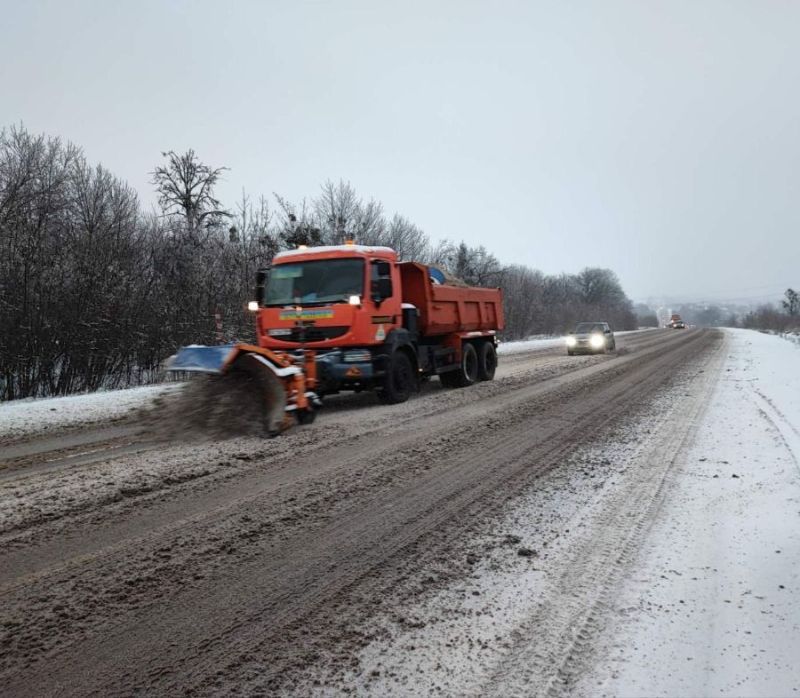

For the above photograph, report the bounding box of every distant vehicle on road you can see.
[672,321,687,329]
[667,313,687,329]
[565,322,616,355]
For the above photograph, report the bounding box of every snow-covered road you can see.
[293,329,800,696]
[2,328,796,696]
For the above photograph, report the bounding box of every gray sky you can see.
[2,0,798,302]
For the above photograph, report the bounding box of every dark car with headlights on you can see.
[565,322,616,355]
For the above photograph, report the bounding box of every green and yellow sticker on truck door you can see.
[279,308,335,321]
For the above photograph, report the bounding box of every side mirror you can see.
[255,269,266,302]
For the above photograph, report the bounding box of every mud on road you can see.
[0,329,721,695]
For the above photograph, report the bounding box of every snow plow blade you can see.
[166,345,240,374]
[164,343,319,435]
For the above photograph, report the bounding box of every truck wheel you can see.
[477,341,497,381]
[377,351,415,404]
[453,342,479,388]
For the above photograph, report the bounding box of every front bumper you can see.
[314,350,376,392]
[568,339,607,353]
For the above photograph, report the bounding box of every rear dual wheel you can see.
[477,341,497,381]
[440,340,495,389]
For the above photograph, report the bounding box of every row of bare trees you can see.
[739,289,800,332]
[1,125,636,400]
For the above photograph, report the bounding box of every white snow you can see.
[574,328,800,697]
[497,335,566,354]
[497,328,654,355]
[0,384,176,443]
[273,244,396,260]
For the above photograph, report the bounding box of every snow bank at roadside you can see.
[496,328,654,356]
[0,384,175,443]
[497,335,564,354]
[573,327,800,697]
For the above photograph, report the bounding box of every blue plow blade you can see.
[166,345,238,374]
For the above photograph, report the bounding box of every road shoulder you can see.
[572,328,800,697]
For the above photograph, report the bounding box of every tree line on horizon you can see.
[649,289,799,332]
[0,125,636,400]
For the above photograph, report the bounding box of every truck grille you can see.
[284,326,349,342]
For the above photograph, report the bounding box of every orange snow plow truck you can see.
[166,244,504,434]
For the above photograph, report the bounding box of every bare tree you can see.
[311,180,385,244]
[782,288,799,316]
[151,150,230,236]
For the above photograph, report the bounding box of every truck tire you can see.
[477,341,497,381]
[377,350,415,404]
[441,342,479,388]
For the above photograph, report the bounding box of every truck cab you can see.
[257,244,401,350]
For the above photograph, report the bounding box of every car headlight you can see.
[590,334,604,348]
[566,336,577,347]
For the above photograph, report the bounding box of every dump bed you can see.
[398,262,504,336]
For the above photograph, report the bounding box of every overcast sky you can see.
[2,0,798,303]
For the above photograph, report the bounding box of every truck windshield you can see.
[263,258,365,306]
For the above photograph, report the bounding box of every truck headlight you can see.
[590,334,604,348]
[349,295,361,306]
[247,301,259,312]
[566,336,577,347]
